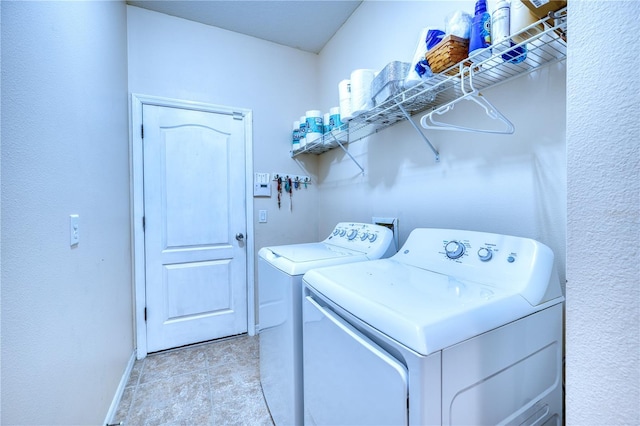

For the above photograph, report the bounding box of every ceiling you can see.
[126,0,363,54]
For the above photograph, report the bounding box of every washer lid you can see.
[259,243,366,275]
[269,242,364,262]
[303,259,553,355]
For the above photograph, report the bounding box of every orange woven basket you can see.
[425,35,470,75]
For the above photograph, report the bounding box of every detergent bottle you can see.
[469,0,491,62]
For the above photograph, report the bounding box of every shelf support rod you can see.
[328,132,365,175]
[395,101,440,161]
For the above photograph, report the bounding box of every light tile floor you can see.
[113,334,274,426]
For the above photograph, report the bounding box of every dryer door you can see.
[303,294,408,426]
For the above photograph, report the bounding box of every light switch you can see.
[259,210,268,223]
[69,214,80,246]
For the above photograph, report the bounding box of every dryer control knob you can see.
[368,233,377,243]
[360,233,369,241]
[347,229,358,240]
[339,229,347,237]
[445,241,465,259]
[478,247,493,262]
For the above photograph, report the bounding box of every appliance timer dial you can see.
[347,229,358,240]
[477,247,493,262]
[445,241,465,259]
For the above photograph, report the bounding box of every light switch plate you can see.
[259,210,268,223]
[254,173,271,197]
[69,214,80,246]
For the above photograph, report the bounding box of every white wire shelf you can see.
[292,8,567,162]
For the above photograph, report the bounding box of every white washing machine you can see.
[258,222,395,426]
[303,228,564,426]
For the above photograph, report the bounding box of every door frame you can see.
[130,93,255,360]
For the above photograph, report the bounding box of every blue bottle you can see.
[469,0,491,62]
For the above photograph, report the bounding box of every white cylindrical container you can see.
[329,106,342,131]
[328,106,346,145]
[338,79,353,122]
[292,120,300,151]
[299,115,307,148]
[305,110,323,146]
[510,0,542,42]
[350,69,376,117]
[491,0,510,52]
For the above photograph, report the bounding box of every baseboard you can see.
[103,351,136,426]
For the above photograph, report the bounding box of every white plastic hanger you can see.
[420,68,515,134]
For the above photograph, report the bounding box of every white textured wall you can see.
[316,1,567,285]
[127,5,321,284]
[566,1,640,423]
[1,1,132,424]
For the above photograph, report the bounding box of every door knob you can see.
[235,233,245,241]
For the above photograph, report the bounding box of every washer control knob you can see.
[333,229,340,236]
[347,229,358,240]
[339,229,347,237]
[360,233,369,241]
[368,233,377,243]
[477,247,493,262]
[445,241,465,259]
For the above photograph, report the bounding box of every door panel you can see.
[143,104,247,353]
[164,260,232,319]
[163,125,229,247]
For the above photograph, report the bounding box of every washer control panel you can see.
[325,222,395,258]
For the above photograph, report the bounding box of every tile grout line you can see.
[136,365,213,386]
[205,348,216,426]
[123,356,146,424]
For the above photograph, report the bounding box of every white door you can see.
[143,104,247,353]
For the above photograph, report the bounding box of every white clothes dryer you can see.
[258,222,395,426]
[302,228,564,426]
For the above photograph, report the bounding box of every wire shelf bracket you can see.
[396,101,440,161]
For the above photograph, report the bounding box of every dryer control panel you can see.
[392,228,562,306]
